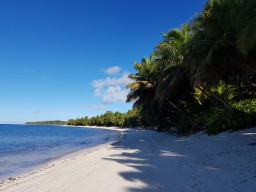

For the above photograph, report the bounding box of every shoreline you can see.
[0,126,124,182]
[49,126,126,161]
[1,127,255,192]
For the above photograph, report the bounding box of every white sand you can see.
[0,127,255,192]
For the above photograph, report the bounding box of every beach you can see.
[0,127,255,192]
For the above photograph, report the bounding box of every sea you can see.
[0,124,119,181]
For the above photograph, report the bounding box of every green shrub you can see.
[205,108,249,135]
[231,99,256,114]
[177,114,199,135]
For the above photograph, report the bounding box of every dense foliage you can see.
[126,0,256,134]
[67,109,141,128]
[25,120,67,125]
[70,0,256,135]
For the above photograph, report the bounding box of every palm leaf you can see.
[237,15,256,55]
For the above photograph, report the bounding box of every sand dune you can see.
[0,127,255,192]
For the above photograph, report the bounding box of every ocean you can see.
[0,124,118,181]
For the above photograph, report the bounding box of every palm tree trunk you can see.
[168,101,199,127]
[209,91,232,109]
[196,84,232,109]
[236,74,242,97]
[196,86,218,107]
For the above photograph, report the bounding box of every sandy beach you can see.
[0,127,255,192]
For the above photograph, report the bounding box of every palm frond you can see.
[237,15,256,55]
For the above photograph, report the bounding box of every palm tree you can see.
[155,24,191,66]
[187,0,256,94]
[153,24,196,115]
[126,0,256,132]
[126,56,160,127]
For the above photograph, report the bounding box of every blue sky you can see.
[0,0,206,123]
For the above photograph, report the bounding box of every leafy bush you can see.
[231,99,256,114]
[177,114,199,135]
[212,81,236,101]
[204,108,249,135]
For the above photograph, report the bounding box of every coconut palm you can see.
[126,56,160,127]
[125,0,256,132]
[187,0,256,91]
[155,23,191,66]
[153,24,196,114]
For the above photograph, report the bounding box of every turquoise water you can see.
[0,124,118,180]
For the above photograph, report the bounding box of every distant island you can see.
[25,120,67,125]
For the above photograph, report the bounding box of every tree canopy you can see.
[70,0,256,135]
[126,0,256,134]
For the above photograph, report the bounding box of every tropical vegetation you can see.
[67,109,141,128]
[125,0,256,134]
[25,120,67,125]
[68,0,256,135]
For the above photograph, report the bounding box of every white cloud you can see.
[94,88,102,97]
[92,72,133,105]
[105,66,121,75]
[102,86,129,104]
[92,72,132,89]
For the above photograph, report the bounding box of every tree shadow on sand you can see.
[103,130,194,192]
[102,129,256,192]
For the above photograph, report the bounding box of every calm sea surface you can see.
[0,124,118,180]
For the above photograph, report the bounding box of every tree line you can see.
[67,109,141,128]
[68,0,256,134]
[25,120,67,125]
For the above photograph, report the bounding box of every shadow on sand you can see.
[102,128,256,192]
[103,130,193,191]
